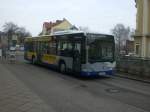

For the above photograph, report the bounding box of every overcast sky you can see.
[0,0,136,36]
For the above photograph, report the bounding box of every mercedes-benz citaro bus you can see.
[24,30,116,77]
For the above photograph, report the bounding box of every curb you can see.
[115,73,150,84]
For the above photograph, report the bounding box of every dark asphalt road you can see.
[1,57,150,112]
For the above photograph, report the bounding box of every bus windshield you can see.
[87,35,114,63]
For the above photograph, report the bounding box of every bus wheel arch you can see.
[59,60,66,73]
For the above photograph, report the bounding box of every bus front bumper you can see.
[80,70,115,77]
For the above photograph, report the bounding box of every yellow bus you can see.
[24,30,116,77]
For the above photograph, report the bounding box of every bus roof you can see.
[25,35,52,42]
[51,30,113,37]
[51,30,84,36]
[25,30,114,42]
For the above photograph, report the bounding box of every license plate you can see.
[99,72,106,75]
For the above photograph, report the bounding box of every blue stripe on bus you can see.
[80,70,115,77]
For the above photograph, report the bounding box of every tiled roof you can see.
[43,19,64,30]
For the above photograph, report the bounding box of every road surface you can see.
[1,57,150,112]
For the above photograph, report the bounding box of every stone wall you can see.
[117,57,150,78]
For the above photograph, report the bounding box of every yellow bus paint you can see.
[27,52,37,60]
[42,54,57,64]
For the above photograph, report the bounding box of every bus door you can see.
[72,42,81,73]
[36,41,42,62]
[37,41,47,63]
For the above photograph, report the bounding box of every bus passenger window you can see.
[57,42,73,57]
[74,43,81,53]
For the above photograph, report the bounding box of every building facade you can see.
[134,0,150,58]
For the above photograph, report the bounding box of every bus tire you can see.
[59,62,66,73]
[32,56,36,64]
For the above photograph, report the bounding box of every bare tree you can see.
[15,27,31,44]
[130,28,135,41]
[3,22,19,48]
[3,22,19,33]
[3,22,31,47]
[111,24,131,56]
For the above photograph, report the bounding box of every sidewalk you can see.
[0,61,54,112]
[116,72,150,83]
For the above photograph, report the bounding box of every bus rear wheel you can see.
[59,63,66,73]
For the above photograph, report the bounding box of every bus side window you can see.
[45,42,49,54]
[57,41,73,57]
[74,43,81,54]
[66,42,73,57]
[38,42,42,52]
[33,42,36,51]
[49,40,56,55]
[58,42,67,56]
[41,42,47,54]
[27,42,34,52]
